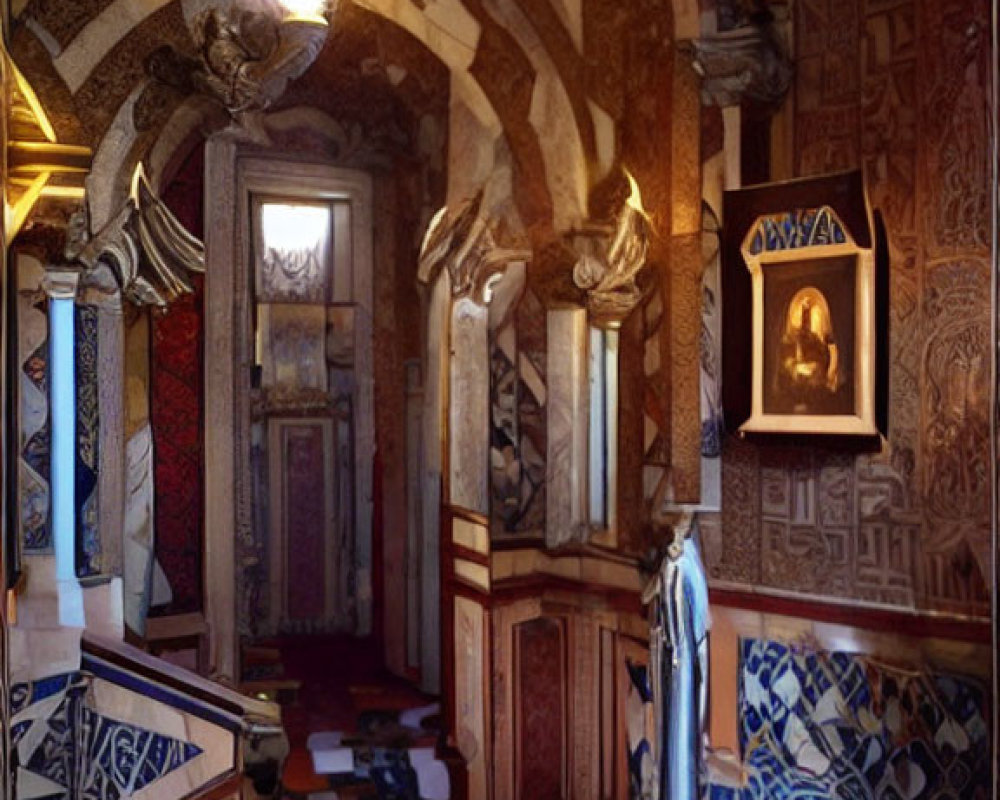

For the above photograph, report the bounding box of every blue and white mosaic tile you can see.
[748,206,848,255]
[704,639,990,800]
[80,709,203,799]
[12,673,203,800]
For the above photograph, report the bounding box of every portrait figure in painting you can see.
[761,255,856,417]
[775,286,842,412]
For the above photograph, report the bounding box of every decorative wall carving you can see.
[146,5,331,142]
[918,0,991,258]
[794,0,862,176]
[919,260,990,606]
[686,9,793,108]
[711,0,991,617]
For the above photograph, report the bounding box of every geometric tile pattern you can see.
[11,673,87,800]
[79,708,202,799]
[12,673,202,800]
[489,288,547,538]
[21,337,52,553]
[704,639,990,799]
[747,206,848,255]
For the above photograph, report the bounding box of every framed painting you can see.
[739,205,877,436]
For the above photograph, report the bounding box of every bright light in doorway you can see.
[261,202,330,253]
[277,0,328,24]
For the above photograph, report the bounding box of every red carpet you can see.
[250,635,435,797]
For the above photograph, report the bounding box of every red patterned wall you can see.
[150,142,205,615]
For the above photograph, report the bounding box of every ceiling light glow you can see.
[261,203,330,253]
[277,0,328,24]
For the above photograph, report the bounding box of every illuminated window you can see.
[252,198,354,394]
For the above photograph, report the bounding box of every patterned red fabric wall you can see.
[150,142,205,614]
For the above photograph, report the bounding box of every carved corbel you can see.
[419,190,531,306]
[146,2,334,143]
[683,2,793,108]
[570,172,651,327]
[66,165,204,308]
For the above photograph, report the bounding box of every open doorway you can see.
[200,146,445,796]
[250,195,358,635]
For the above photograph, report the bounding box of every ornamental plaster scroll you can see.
[146,2,333,143]
[570,172,652,327]
[66,164,205,308]
[684,3,793,108]
[418,189,531,306]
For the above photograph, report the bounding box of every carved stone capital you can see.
[419,190,530,306]
[570,175,651,326]
[42,268,81,300]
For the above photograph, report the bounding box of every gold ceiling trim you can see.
[5,58,93,239]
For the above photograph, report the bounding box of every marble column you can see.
[449,297,490,514]
[43,269,84,628]
[545,308,589,547]
[420,274,449,694]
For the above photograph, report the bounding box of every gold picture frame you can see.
[739,205,877,437]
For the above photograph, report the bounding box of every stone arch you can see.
[11,0,615,251]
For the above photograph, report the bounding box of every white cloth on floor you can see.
[409,747,449,800]
[307,731,352,774]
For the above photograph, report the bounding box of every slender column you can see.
[44,269,84,627]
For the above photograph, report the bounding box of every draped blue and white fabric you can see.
[649,521,712,800]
